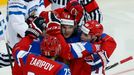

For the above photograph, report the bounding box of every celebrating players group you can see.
[0,0,116,75]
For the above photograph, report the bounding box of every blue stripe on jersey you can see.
[15,50,28,64]
[39,0,43,3]
[4,23,6,30]
[9,5,26,9]
[39,0,44,7]
[39,2,44,6]
[29,36,43,55]
[103,51,109,63]
[57,62,71,75]
[101,33,107,38]
[84,41,93,53]
[9,11,25,15]
[15,50,20,63]
[92,53,101,62]
[0,19,5,35]
[91,53,103,71]
[91,62,103,71]
[0,30,3,35]
[22,53,29,64]
[28,5,38,15]
[70,46,78,58]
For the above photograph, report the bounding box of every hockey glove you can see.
[26,16,37,25]
[97,50,109,67]
[46,22,61,36]
[44,12,61,36]
[25,17,46,38]
[65,0,83,24]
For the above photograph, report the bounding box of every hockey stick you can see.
[3,1,13,69]
[105,56,133,71]
[5,43,13,69]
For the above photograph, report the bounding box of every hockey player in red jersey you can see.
[42,11,116,75]
[12,12,96,75]
[12,17,71,75]
[39,11,92,60]
[50,17,116,75]
[81,20,116,60]
[37,8,116,75]
[80,20,117,75]
[39,10,95,75]
[40,10,94,75]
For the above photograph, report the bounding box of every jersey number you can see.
[64,68,71,75]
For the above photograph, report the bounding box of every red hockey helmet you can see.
[60,11,75,26]
[40,34,61,57]
[81,20,103,36]
[53,8,75,26]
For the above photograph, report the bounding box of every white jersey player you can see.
[0,11,14,68]
[6,0,45,48]
[0,11,6,40]
[44,0,103,25]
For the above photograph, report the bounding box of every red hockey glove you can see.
[46,22,61,36]
[40,11,60,24]
[97,50,109,67]
[65,0,83,24]
[81,42,102,58]
[92,43,102,52]
[44,12,61,36]
[25,17,46,38]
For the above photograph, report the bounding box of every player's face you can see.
[81,32,97,42]
[61,25,75,38]
[81,32,91,42]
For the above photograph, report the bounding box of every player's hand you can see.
[46,22,61,36]
[65,0,83,24]
[25,17,46,38]
[39,11,60,24]
[97,50,109,67]
[40,11,61,36]
[26,16,37,25]
[92,43,102,52]
[44,12,61,35]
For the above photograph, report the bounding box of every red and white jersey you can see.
[12,35,71,75]
[12,53,63,75]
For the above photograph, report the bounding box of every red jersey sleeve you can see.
[82,0,99,13]
[44,0,51,7]
[101,33,117,58]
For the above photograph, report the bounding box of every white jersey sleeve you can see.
[8,0,28,37]
[0,12,7,40]
[36,0,45,16]
[7,0,44,48]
